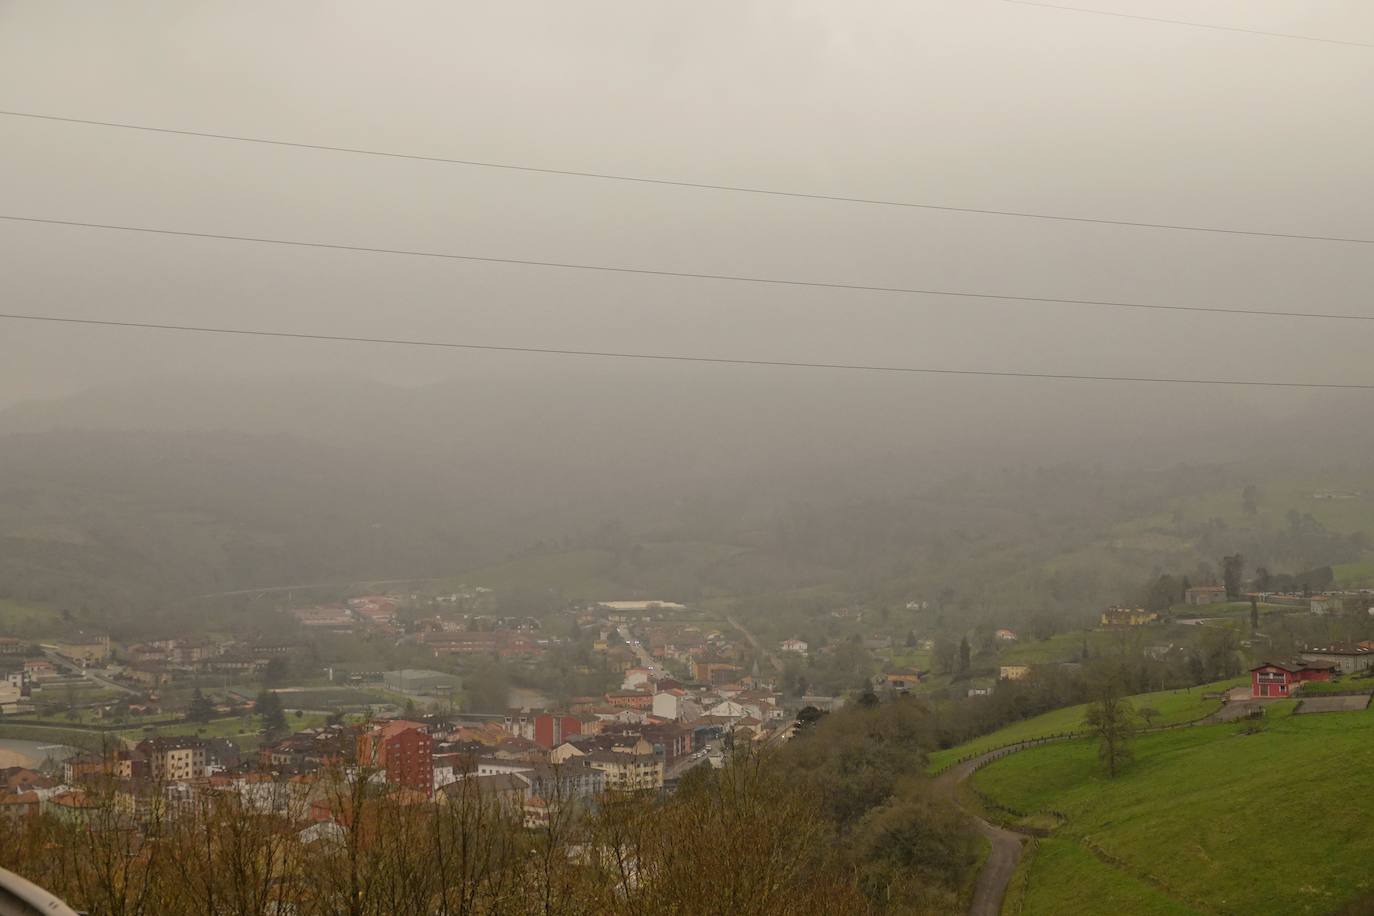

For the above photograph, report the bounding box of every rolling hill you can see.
[976,703,1374,915]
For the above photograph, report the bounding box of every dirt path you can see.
[935,749,1029,916]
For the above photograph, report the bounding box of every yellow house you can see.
[998,665,1032,681]
[56,634,111,666]
[1099,607,1160,627]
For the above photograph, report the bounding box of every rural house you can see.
[1300,645,1374,675]
[1184,585,1228,606]
[1250,660,1336,698]
[1099,607,1160,627]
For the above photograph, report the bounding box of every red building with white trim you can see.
[1250,660,1336,698]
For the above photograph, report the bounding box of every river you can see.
[0,737,77,769]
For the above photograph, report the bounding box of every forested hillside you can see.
[3,372,1374,636]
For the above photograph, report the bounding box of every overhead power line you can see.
[1001,0,1374,49]
[2,110,1371,246]
[0,311,1371,390]
[4,214,1372,324]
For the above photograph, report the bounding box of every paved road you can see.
[617,626,665,678]
[934,749,1029,916]
[665,747,714,781]
[40,648,137,695]
[724,615,782,673]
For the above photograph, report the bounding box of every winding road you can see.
[937,695,1246,914]
[935,748,1029,916]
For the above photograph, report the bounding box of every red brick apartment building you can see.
[357,720,433,795]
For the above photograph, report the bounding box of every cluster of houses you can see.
[3,654,792,833]
[290,594,405,634]
[1186,584,1374,617]
[0,634,111,715]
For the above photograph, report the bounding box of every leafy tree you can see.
[1250,596,1260,632]
[255,690,287,735]
[262,657,289,686]
[849,791,980,911]
[932,638,957,674]
[1143,574,1181,612]
[1222,553,1244,600]
[463,661,510,713]
[795,705,825,732]
[957,637,971,676]
[1084,678,1138,778]
[1199,626,1241,679]
[1138,706,1160,729]
[187,688,214,723]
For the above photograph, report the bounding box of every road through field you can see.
[934,748,1028,916]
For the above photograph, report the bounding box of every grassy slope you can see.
[927,678,1243,772]
[1168,601,1293,619]
[1333,559,1374,587]
[976,705,1374,915]
[996,630,1133,666]
[1113,477,1374,537]
[1003,840,1202,916]
[1045,476,1374,592]
[0,599,64,638]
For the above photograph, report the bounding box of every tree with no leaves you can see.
[1084,678,1139,778]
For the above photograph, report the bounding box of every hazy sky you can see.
[2,0,1373,421]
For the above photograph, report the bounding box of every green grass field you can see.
[1004,840,1202,916]
[1112,478,1374,539]
[0,599,64,639]
[1167,601,1293,619]
[1333,559,1374,588]
[979,703,1374,915]
[114,711,329,753]
[927,678,1243,773]
[994,630,1130,666]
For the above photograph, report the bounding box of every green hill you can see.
[926,678,1242,773]
[1005,839,1200,916]
[0,598,63,639]
[977,703,1374,915]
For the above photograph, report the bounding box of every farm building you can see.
[1310,595,1344,616]
[1250,660,1336,699]
[1184,585,1228,606]
[876,670,923,691]
[1300,645,1374,675]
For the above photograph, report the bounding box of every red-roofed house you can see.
[1250,660,1335,698]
